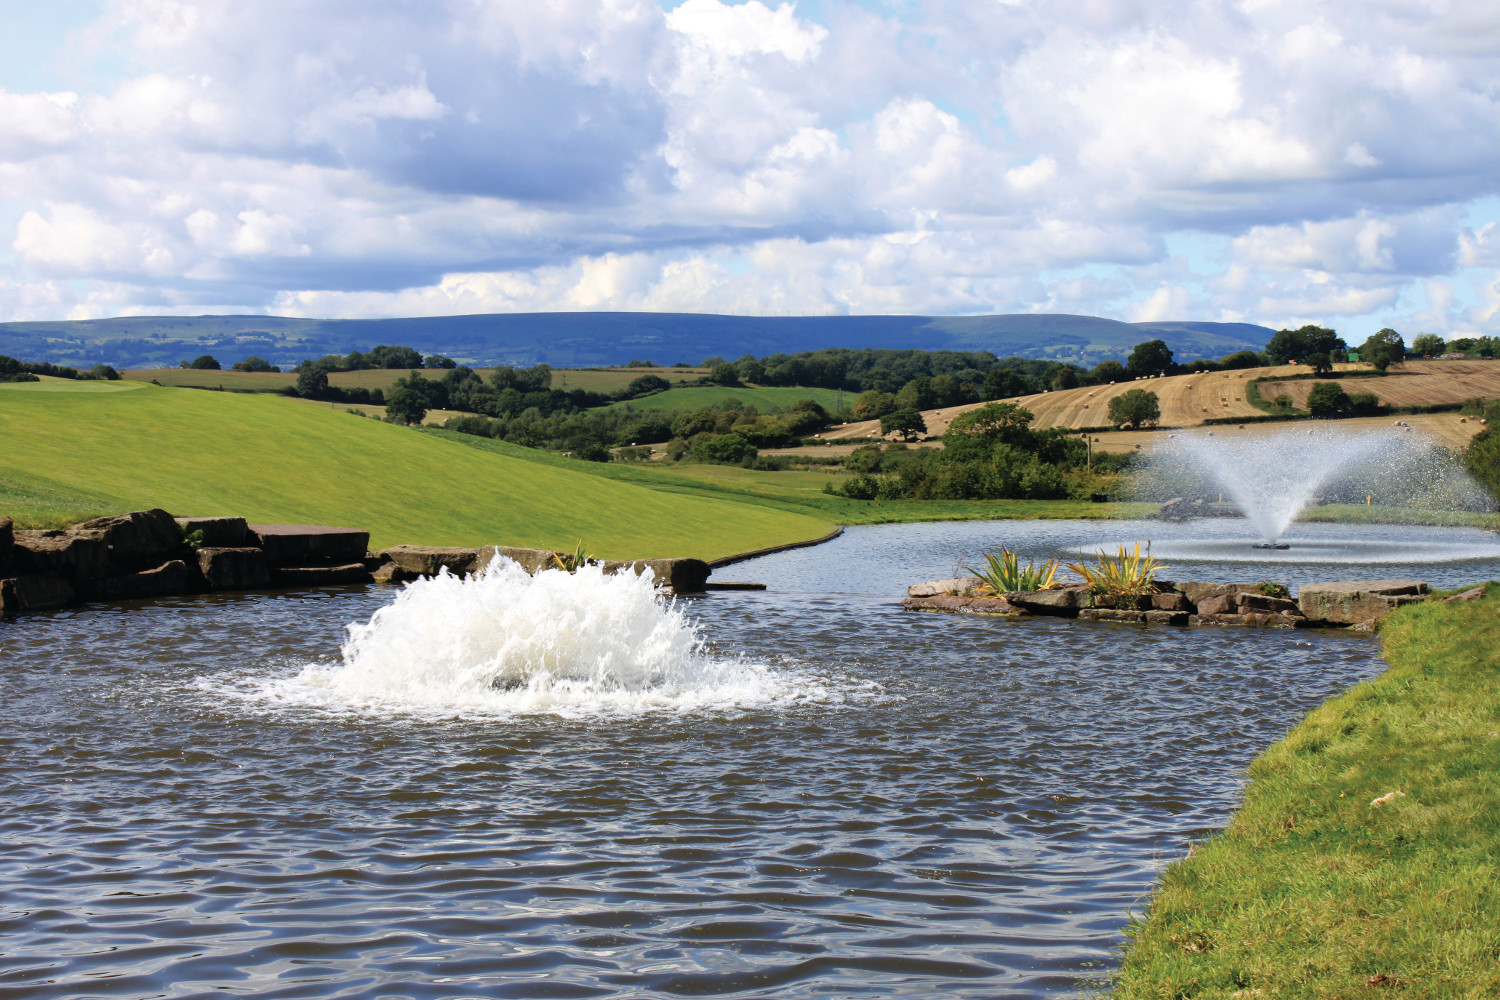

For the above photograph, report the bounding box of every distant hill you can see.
[0,311,1273,370]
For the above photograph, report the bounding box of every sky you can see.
[2,0,1499,343]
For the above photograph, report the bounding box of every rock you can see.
[270,563,372,587]
[1195,593,1237,617]
[196,547,271,591]
[603,557,712,594]
[1177,581,1260,607]
[249,525,371,567]
[74,509,183,568]
[907,576,984,598]
[13,529,111,582]
[175,516,248,548]
[372,562,418,584]
[1298,580,1429,626]
[477,545,557,573]
[0,517,11,576]
[380,544,483,578]
[93,560,195,601]
[1192,612,1311,628]
[1442,586,1486,603]
[1145,610,1192,626]
[1236,592,1303,616]
[902,595,1017,614]
[1079,608,1148,623]
[1159,497,1189,519]
[1003,587,1090,616]
[1150,592,1192,612]
[0,574,75,613]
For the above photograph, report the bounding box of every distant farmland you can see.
[1256,360,1500,410]
[124,365,710,396]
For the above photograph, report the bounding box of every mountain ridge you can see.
[0,311,1274,370]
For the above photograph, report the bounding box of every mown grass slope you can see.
[1114,589,1500,998]
[0,382,833,558]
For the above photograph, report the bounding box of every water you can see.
[0,524,1433,999]
[1140,426,1492,543]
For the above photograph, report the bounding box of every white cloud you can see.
[0,0,1496,338]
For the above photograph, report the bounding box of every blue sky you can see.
[2,0,1498,343]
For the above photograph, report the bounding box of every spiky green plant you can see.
[550,539,592,573]
[973,548,1062,595]
[1066,542,1168,603]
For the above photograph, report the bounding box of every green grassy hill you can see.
[0,380,833,559]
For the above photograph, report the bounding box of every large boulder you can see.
[1298,580,1429,626]
[13,529,111,582]
[907,577,984,598]
[0,517,11,577]
[249,525,370,566]
[176,516,248,548]
[197,547,271,591]
[73,509,183,568]
[379,545,483,578]
[0,574,74,613]
[1196,591,1304,618]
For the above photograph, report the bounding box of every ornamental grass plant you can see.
[1066,542,1168,606]
[971,548,1062,595]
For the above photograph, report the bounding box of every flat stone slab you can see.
[74,509,183,567]
[0,517,12,577]
[93,560,195,601]
[1193,612,1317,628]
[908,576,983,598]
[249,525,370,567]
[1003,587,1091,616]
[902,595,1018,615]
[1079,608,1191,625]
[270,563,372,587]
[1298,580,1429,625]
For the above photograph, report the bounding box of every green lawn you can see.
[422,429,1155,524]
[0,382,832,559]
[1114,589,1500,998]
[611,384,850,413]
[1,375,146,393]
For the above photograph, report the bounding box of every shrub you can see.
[1066,543,1169,607]
[1108,388,1160,428]
[972,549,1061,594]
[690,432,756,465]
[182,354,221,370]
[1306,380,1350,417]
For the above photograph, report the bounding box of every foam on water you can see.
[242,557,856,718]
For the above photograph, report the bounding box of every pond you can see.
[4,518,1468,999]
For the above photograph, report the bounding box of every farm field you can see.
[1256,359,1500,409]
[611,384,848,413]
[0,382,833,559]
[124,365,711,395]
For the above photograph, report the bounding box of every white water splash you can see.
[1146,426,1493,543]
[245,557,858,718]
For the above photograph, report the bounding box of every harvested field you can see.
[1255,359,1500,410]
[1083,411,1482,454]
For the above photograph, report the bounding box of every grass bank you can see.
[422,428,1158,524]
[1114,589,1500,998]
[0,382,831,559]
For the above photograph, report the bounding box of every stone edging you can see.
[708,526,845,568]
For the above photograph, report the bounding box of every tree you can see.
[624,374,670,398]
[1090,360,1126,383]
[982,367,1030,399]
[231,356,277,372]
[1050,366,1080,391]
[690,432,756,465]
[424,354,456,369]
[87,364,120,380]
[1265,325,1346,364]
[182,354,221,370]
[881,407,928,441]
[1359,329,1406,372]
[1107,388,1160,428]
[385,386,429,425]
[294,366,329,399]
[1305,351,1333,374]
[735,355,766,384]
[708,362,740,387]
[1126,340,1174,377]
[1306,381,1351,417]
[1218,350,1263,369]
[852,390,897,419]
[1411,333,1446,357]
